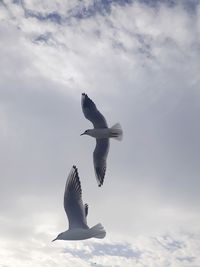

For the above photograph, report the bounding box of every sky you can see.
[0,0,200,266]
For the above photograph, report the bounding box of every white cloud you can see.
[1,231,199,267]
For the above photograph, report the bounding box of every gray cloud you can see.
[7,0,133,24]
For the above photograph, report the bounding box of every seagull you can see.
[81,93,123,187]
[52,166,106,241]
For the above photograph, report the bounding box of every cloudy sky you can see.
[0,0,200,266]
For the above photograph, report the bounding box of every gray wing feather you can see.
[81,93,108,129]
[93,139,110,187]
[64,166,89,229]
[84,204,88,217]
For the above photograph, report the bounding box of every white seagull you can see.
[81,93,123,187]
[52,166,106,241]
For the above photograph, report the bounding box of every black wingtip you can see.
[72,165,79,176]
[95,167,105,187]
[65,166,82,199]
[82,93,95,109]
[97,177,104,187]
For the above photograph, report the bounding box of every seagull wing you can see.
[64,166,89,229]
[84,203,88,217]
[93,139,110,186]
[81,93,108,129]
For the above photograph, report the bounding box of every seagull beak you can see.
[52,238,57,242]
[80,132,85,136]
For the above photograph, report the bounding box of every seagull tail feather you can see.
[89,223,106,239]
[109,123,123,141]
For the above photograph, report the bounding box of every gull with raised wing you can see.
[52,166,106,241]
[81,93,123,187]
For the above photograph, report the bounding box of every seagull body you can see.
[81,93,123,187]
[81,128,115,139]
[52,166,106,241]
[54,226,103,241]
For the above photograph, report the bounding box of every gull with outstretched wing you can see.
[52,166,106,241]
[81,93,123,187]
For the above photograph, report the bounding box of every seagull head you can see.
[52,232,64,242]
[80,129,91,136]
